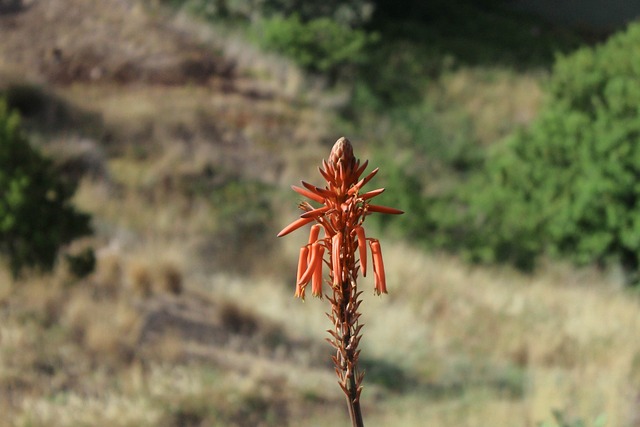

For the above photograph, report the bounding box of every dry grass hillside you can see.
[1,1,640,426]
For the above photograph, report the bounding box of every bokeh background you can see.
[1,0,640,425]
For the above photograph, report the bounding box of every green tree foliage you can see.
[0,100,92,278]
[259,13,374,80]
[259,0,372,25]
[159,0,375,81]
[431,23,640,279]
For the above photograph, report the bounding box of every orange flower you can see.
[354,226,367,277]
[369,239,387,295]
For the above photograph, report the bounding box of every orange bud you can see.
[338,162,346,185]
[355,167,379,190]
[329,137,354,167]
[277,216,314,237]
[318,166,335,185]
[302,181,334,198]
[300,205,331,219]
[353,159,369,182]
[360,188,385,200]
[292,184,325,203]
[368,204,404,215]
[332,232,342,286]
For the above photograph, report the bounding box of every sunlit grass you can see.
[245,240,640,425]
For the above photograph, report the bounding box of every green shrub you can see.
[0,100,92,278]
[538,409,607,427]
[65,247,96,279]
[258,13,374,80]
[432,22,640,279]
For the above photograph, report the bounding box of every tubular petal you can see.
[370,240,387,294]
[354,226,367,277]
[368,204,404,215]
[311,245,325,297]
[292,185,325,203]
[308,224,321,244]
[277,216,314,237]
[296,246,310,286]
[332,233,342,286]
[298,242,321,286]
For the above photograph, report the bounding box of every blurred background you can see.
[1,0,640,425]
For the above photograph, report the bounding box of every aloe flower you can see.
[278,137,403,427]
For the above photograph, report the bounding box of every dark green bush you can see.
[259,14,374,80]
[433,22,640,279]
[0,100,92,278]
[65,247,96,279]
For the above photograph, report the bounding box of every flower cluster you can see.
[277,137,403,298]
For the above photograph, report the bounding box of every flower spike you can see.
[277,137,403,426]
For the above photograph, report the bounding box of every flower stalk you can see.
[278,137,403,426]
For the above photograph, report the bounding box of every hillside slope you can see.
[1,2,640,427]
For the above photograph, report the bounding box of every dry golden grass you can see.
[234,239,640,426]
[157,262,183,295]
[127,260,154,297]
[21,206,636,427]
